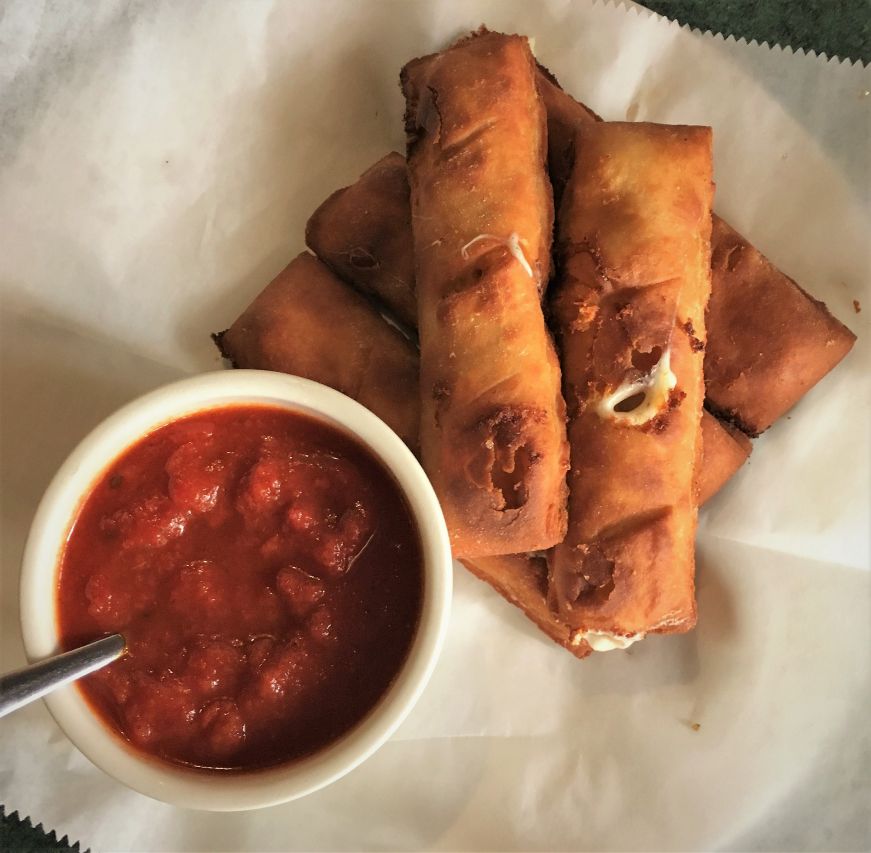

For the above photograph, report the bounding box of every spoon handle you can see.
[0,634,125,719]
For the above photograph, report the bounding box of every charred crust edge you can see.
[211,330,237,367]
[703,400,759,438]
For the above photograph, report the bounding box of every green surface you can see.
[643,0,870,63]
[2,2,866,851]
[0,807,84,853]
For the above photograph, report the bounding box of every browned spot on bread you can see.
[713,238,743,273]
[562,545,616,607]
[432,380,451,401]
[683,319,705,352]
[631,345,663,373]
[432,380,452,428]
[347,247,379,270]
[640,388,686,434]
[463,406,550,512]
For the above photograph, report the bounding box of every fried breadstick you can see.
[306,152,417,329]
[213,252,419,449]
[705,217,857,434]
[306,152,413,328]
[548,122,714,650]
[402,31,569,558]
[698,412,752,504]
[461,553,591,658]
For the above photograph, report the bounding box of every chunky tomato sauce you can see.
[57,406,423,771]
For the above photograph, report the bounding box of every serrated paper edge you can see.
[598,0,870,70]
[0,805,84,853]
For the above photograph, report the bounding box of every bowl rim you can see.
[19,369,452,811]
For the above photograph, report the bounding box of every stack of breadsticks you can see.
[215,29,855,658]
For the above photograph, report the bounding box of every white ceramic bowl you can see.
[20,370,452,811]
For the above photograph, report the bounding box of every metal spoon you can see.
[0,634,126,719]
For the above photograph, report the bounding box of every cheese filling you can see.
[571,630,646,652]
[461,232,534,278]
[597,349,677,426]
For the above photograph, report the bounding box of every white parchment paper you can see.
[1,1,869,850]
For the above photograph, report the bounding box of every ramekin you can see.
[20,370,452,811]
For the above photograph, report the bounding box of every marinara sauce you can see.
[57,406,423,771]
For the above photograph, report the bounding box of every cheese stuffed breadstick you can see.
[213,252,419,449]
[401,30,569,558]
[548,121,714,650]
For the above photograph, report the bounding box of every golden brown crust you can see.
[705,217,857,435]
[548,122,714,637]
[697,410,752,504]
[305,152,417,329]
[402,31,569,558]
[215,252,420,449]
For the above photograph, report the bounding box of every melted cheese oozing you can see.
[596,349,677,426]
[461,232,534,278]
[571,630,646,652]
